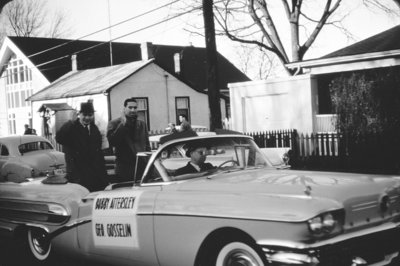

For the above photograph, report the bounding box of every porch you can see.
[314,114,337,133]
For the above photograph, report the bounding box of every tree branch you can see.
[299,0,341,58]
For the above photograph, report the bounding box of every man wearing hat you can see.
[174,143,216,176]
[56,101,108,192]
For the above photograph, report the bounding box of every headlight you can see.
[48,203,69,216]
[308,210,344,238]
[46,203,70,223]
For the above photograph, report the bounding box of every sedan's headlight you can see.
[308,210,344,238]
[48,203,69,216]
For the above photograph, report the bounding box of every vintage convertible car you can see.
[0,135,66,183]
[1,133,400,266]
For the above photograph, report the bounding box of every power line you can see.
[26,0,181,60]
[36,4,203,68]
[1,3,203,79]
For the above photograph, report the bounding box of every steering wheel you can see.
[217,160,239,169]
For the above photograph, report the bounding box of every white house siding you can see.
[109,63,225,131]
[32,94,109,148]
[0,64,49,137]
[0,74,7,136]
[0,37,50,136]
[228,74,317,134]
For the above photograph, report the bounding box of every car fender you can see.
[0,161,32,182]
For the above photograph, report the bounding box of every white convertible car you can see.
[0,132,400,266]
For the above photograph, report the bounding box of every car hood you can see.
[155,168,400,222]
[20,150,65,173]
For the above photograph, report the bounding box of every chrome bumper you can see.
[0,217,91,241]
[0,222,16,238]
[258,222,400,266]
[263,251,399,266]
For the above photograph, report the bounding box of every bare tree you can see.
[363,0,400,13]
[4,0,45,36]
[236,44,284,79]
[181,0,399,76]
[1,0,71,38]
[46,9,71,38]
[0,0,12,13]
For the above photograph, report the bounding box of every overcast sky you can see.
[45,0,400,77]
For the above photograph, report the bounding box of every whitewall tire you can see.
[216,241,264,266]
[27,228,51,262]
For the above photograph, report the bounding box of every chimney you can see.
[140,42,154,61]
[71,54,77,71]
[174,53,181,74]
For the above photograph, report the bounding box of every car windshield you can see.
[142,136,271,183]
[18,141,53,154]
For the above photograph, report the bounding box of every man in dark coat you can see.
[178,114,192,132]
[23,124,36,135]
[174,144,216,176]
[56,101,108,192]
[107,98,151,183]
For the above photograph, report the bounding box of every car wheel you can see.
[215,241,265,266]
[0,227,53,266]
[27,227,52,262]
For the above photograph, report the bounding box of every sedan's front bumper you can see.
[0,220,17,239]
[258,222,400,266]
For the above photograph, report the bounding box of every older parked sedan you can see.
[0,135,66,183]
[1,133,400,266]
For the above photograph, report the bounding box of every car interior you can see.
[141,138,269,184]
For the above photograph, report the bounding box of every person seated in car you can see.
[174,144,216,176]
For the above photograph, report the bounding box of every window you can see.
[10,93,14,108]
[6,70,10,85]
[134,98,150,129]
[8,114,16,135]
[12,62,17,83]
[27,67,32,81]
[6,94,11,108]
[21,91,26,107]
[175,97,190,124]
[19,141,53,154]
[19,65,24,82]
[6,59,32,85]
[14,91,20,108]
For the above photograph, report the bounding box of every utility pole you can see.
[107,0,113,66]
[202,0,222,130]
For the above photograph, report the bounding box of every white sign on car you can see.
[92,190,143,248]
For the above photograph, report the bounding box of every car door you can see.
[77,185,162,266]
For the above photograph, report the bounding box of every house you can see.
[28,59,227,149]
[0,36,250,136]
[229,25,400,133]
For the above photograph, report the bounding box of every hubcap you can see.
[30,229,50,255]
[224,250,259,266]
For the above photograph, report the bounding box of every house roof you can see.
[285,24,400,71]
[8,36,250,92]
[321,25,400,59]
[28,60,153,101]
[37,103,74,112]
